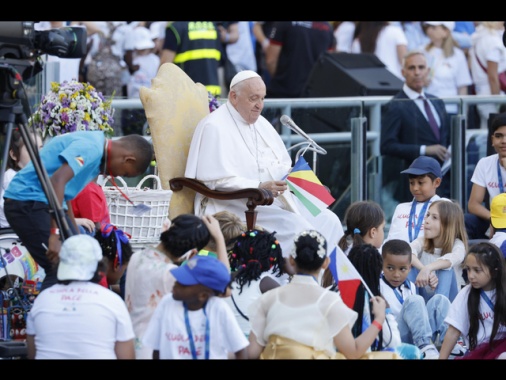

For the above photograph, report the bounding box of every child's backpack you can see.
[86,22,124,97]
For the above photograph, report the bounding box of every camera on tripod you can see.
[0,21,87,61]
[0,22,87,258]
[0,21,87,85]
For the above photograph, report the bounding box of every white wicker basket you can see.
[101,175,172,245]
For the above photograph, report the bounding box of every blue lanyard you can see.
[184,302,210,360]
[382,274,410,305]
[480,290,495,311]
[497,160,505,193]
[408,199,430,242]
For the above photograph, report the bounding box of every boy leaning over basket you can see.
[3,80,153,292]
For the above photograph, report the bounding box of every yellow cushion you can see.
[140,63,210,220]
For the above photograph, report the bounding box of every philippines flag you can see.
[328,245,372,309]
[284,156,335,216]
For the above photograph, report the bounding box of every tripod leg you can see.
[16,116,73,240]
[0,121,15,204]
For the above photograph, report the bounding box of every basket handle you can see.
[136,175,163,190]
[101,175,129,190]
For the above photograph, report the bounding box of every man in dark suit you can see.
[381,49,451,203]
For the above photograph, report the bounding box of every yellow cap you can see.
[490,193,506,229]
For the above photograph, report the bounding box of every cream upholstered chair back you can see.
[139,63,209,220]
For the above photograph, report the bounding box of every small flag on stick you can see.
[328,245,374,309]
[284,156,335,216]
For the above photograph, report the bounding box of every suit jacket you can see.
[380,90,451,202]
[380,90,451,164]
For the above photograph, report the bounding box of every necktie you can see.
[419,96,440,141]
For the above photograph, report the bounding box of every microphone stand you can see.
[281,116,327,173]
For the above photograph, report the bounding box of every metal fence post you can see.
[351,117,367,202]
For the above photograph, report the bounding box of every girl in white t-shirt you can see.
[439,242,506,359]
[410,200,468,302]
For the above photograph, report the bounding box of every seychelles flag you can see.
[284,156,335,216]
[328,245,373,309]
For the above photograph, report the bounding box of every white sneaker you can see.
[420,344,439,359]
[448,342,467,359]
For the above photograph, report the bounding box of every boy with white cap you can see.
[142,255,248,359]
[25,234,135,359]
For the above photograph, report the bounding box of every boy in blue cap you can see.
[142,255,249,359]
[384,156,450,245]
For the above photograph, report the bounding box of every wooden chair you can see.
[140,63,273,230]
[169,177,273,230]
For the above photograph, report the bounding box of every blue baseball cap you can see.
[170,255,230,293]
[401,156,442,178]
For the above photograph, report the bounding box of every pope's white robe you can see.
[185,102,344,257]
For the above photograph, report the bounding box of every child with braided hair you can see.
[224,229,285,336]
[94,223,134,293]
[347,243,423,359]
[322,200,386,288]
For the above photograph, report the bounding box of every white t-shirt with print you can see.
[445,284,506,348]
[143,294,249,359]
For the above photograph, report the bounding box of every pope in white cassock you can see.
[185,70,344,260]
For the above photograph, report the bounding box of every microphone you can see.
[280,115,326,155]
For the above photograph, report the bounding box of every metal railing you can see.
[111,94,506,214]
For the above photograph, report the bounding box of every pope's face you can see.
[230,77,266,124]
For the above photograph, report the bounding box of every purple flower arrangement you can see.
[28,80,115,138]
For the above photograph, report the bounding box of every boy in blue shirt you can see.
[4,131,152,290]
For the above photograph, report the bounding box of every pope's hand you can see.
[259,180,288,197]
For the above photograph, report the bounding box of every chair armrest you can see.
[169,177,274,230]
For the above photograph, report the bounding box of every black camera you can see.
[0,21,87,91]
[0,21,87,61]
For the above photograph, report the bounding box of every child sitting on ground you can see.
[385,156,450,245]
[322,200,385,289]
[347,243,415,357]
[409,200,468,302]
[380,239,465,359]
[338,200,386,255]
[225,229,285,336]
[94,223,133,294]
[248,230,387,359]
[124,213,226,359]
[142,255,249,359]
[439,242,506,359]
